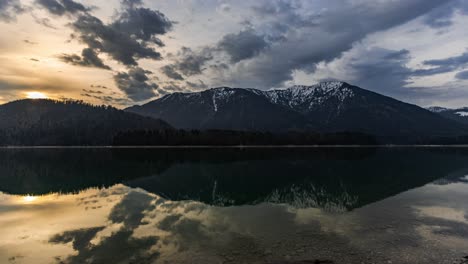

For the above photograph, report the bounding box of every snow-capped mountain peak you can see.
[256,81,355,111]
[288,81,346,92]
[126,81,468,136]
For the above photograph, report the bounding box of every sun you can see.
[25,91,49,99]
[23,195,38,203]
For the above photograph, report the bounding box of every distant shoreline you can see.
[2,145,468,149]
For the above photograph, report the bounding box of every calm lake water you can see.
[1,147,468,264]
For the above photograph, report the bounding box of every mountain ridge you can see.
[126,81,468,138]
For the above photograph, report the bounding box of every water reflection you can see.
[1,181,468,264]
[0,148,468,263]
[2,148,468,209]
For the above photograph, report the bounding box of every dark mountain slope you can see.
[0,99,172,145]
[428,106,468,125]
[127,87,310,131]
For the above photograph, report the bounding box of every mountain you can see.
[128,87,309,132]
[428,106,468,125]
[127,81,467,139]
[0,99,172,145]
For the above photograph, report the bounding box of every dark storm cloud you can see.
[174,47,213,76]
[111,5,172,45]
[121,0,143,8]
[455,70,468,80]
[0,0,24,22]
[333,48,414,97]
[114,67,158,101]
[413,51,468,76]
[71,14,163,66]
[36,0,89,16]
[218,29,269,63]
[422,0,468,29]
[66,0,172,68]
[213,0,455,89]
[162,47,213,80]
[59,48,111,70]
[161,65,184,80]
[323,46,468,105]
[53,0,173,101]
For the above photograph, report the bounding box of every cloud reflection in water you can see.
[0,178,467,264]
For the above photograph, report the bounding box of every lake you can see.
[1,147,468,264]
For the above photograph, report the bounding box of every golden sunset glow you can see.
[23,195,38,203]
[25,92,49,99]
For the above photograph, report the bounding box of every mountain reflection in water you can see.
[0,148,468,263]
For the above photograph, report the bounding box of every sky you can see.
[1,0,468,108]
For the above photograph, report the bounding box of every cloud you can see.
[161,65,184,80]
[59,48,111,70]
[313,46,414,97]
[65,1,172,68]
[422,0,468,29]
[179,0,451,89]
[71,14,164,66]
[216,3,231,14]
[218,29,269,63]
[0,0,24,22]
[82,89,103,94]
[414,50,468,76]
[186,80,207,90]
[161,82,184,93]
[121,0,143,9]
[312,45,468,106]
[31,14,58,29]
[81,93,132,106]
[113,67,158,101]
[23,40,38,45]
[455,70,468,80]
[111,4,172,45]
[36,0,89,16]
[172,47,213,77]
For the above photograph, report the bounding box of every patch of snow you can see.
[455,111,468,117]
[427,106,450,113]
[211,88,235,112]
[212,93,218,112]
[260,81,354,110]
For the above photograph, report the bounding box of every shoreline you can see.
[2,145,468,149]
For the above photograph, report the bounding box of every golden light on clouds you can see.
[25,91,49,99]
